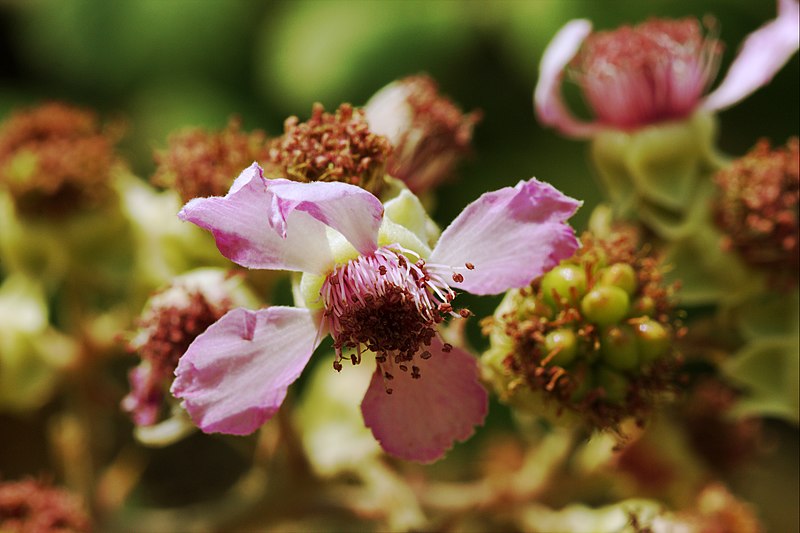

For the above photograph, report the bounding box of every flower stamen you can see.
[321,244,471,385]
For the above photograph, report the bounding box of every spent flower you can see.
[266,103,392,196]
[713,137,799,286]
[152,117,271,203]
[364,74,481,194]
[535,0,799,136]
[0,101,123,217]
[171,162,580,462]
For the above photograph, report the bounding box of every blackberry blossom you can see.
[171,162,580,462]
[535,0,799,136]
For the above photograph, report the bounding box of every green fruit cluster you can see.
[534,259,672,405]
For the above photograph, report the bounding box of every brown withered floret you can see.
[266,103,392,196]
[714,137,799,287]
[0,102,123,217]
[152,117,271,203]
[123,289,230,427]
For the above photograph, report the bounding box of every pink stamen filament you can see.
[320,244,469,390]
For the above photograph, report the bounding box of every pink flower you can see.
[535,0,800,137]
[171,163,580,462]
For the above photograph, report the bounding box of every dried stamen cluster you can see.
[266,103,392,195]
[714,137,799,286]
[152,117,271,203]
[0,478,90,532]
[0,102,122,216]
[366,74,481,193]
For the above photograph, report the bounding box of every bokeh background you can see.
[0,0,798,530]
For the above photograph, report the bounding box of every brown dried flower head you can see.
[122,273,234,427]
[714,137,799,286]
[0,102,123,217]
[266,103,392,196]
[152,117,271,203]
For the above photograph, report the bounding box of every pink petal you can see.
[430,179,581,295]
[171,306,321,435]
[179,163,383,274]
[265,178,383,256]
[534,19,601,138]
[703,0,799,111]
[361,338,488,463]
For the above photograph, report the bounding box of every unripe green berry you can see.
[541,264,587,308]
[580,286,630,327]
[600,325,639,371]
[543,328,579,367]
[596,367,629,404]
[598,263,637,296]
[631,295,656,317]
[634,320,670,364]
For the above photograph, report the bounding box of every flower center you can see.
[321,245,467,391]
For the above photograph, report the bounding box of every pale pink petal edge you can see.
[703,0,799,111]
[534,19,601,138]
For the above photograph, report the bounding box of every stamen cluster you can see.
[266,103,392,195]
[152,117,271,203]
[713,137,799,286]
[321,245,464,391]
[483,227,682,431]
[0,102,122,216]
[569,18,722,129]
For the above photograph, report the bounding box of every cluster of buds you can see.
[265,103,392,196]
[713,137,799,287]
[482,226,682,431]
[151,117,271,203]
[0,102,123,217]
